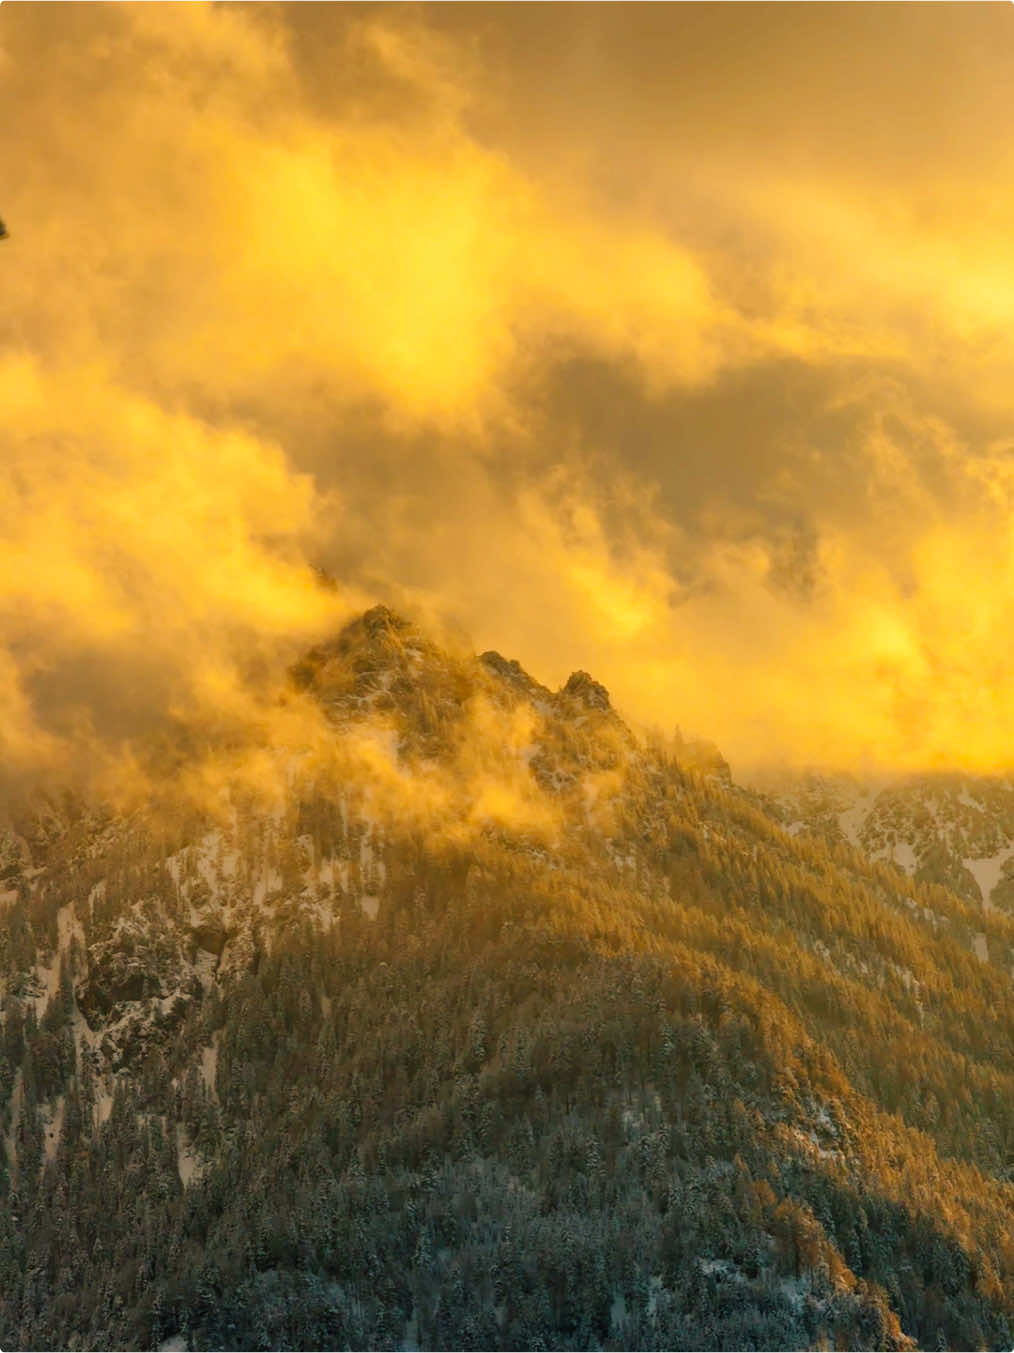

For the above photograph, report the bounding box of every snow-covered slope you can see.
[756,768,1014,909]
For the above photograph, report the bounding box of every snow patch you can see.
[610,1290,627,1330]
[837,791,876,848]
[699,1258,739,1279]
[176,1124,203,1188]
[253,867,283,907]
[57,901,85,951]
[889,840,917,872]
[95,1084,114,1126]
[965,850,1012,909]
[200,1033,220,1098]
[73,1007,99,1052]
[193,949,218,990]
[777,1275,808,1311]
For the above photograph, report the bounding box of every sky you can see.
[3,1,1014,791]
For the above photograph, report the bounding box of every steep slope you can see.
[762,769,1014,911]
[2,609,1014,1349]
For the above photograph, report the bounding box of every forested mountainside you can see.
[4,608,1014,1350]
[760,769,1014,912]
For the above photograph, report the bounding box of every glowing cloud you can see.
[4,3,1014,787]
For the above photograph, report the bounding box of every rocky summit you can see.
[3,611,1014,1350]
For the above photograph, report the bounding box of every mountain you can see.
[759,768,1014,914]
[4,607,1014,1349]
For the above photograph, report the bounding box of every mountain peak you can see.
[560,669,611,711]
[478,650,550,701]
[479,650,527,682]
[361,604,410,638]
[288,604,419,697]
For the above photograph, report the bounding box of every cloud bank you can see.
[3,2,1014,787]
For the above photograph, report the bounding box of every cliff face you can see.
[2,610,1014,1350]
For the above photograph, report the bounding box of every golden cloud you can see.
[3,3,1014,791]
